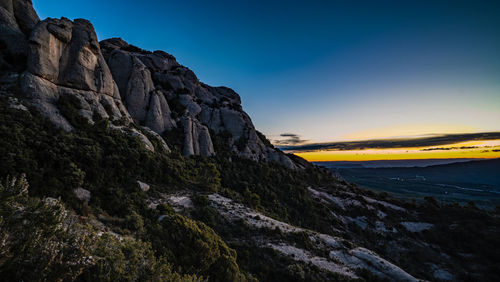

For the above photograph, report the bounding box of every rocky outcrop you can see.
[0,0,39,71]
[11,0,39,35]
[2,0,297,168]
[27,18,118,96]
[181,116,214,157]
[73,187,91,202]
[22,17,131,131]
[101,38,176,134]
[101,38,297,168]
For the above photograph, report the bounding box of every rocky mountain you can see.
[100,38,296,168]
[1,0,297,168]
[1,1,499,282]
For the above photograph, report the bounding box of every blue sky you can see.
[34,0,500,143]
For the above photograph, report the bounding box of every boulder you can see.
[21,17,132,131]
[137,180,150,192]
[74,187,91,202]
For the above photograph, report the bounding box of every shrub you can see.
[148,211,243,281]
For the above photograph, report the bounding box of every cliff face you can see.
[0,0,39,71]
[0,1,297,168]
[21,17,132,132]
[101,38,297,167]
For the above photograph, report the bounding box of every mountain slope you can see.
[1,2,297,168]
[1,1,500,281]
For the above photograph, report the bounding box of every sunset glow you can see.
[293,140,500,162]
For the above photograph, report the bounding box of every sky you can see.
[34,0,500,160]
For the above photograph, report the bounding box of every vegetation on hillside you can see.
[1,97,500,281]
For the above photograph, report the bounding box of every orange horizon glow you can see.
[293,140,500,162]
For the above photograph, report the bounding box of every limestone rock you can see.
[128,127,155,152]
[181,116,214,157]
[19,18,162,153]
[12,0,39,35]
[100,38,296,168]
[145,91,175,133]
[0,3,28,70]
[137,181,150,192]
[22,17,132,131]
[21,67,130,132]
[101,39,176,134]
[27,18,118,97]
[7,96,28,111]
[44,197,59,206]
[74,187,91,202]
[20,72,73,131]
[140,126,171,153]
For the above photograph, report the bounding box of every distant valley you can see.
[316,158,500,209]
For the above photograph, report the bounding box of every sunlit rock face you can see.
[21,17,131,131]
[1,0,297,167]
[27,18,118,96]
[100,38,176,135]
[101,38,297,167]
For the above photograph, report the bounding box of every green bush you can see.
[0,174,198,281]
[148,211,244,281]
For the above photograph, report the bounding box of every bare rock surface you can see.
[73,187,91,202]
[21,17,132,131]
[5,2,298,167]
[101,39,176,134]
[181,116,214,157]
[27,17,118,96]
[0,0,39,70]
[208,193,419,281]
[400,222,433,232]
[101,38,297,168]
[137,180,150,192]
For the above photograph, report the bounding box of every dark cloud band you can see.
[279,132,500,152]
[274,133,308,146]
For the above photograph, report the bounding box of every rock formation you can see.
[21,17,131,131]
[1,0,297,168]
[101,38,297,167]
[100,38,176,134]
[0,0,39,71]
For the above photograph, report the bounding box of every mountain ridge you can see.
[1,1,500,281]
[1,0,299,169]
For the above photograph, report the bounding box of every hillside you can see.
[1,1,500,281]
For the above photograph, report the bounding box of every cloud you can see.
[421,146,479,151]
[273,133,308,146]
[279,132,500,153]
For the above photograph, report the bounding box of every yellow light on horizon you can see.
[294,140,500,162]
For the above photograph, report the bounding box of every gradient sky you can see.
[34,0,500,148]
